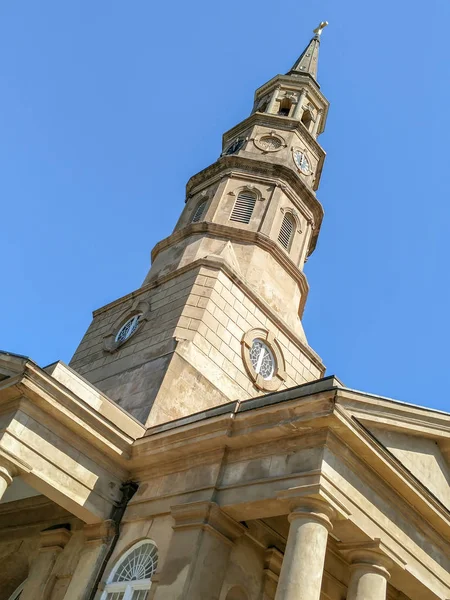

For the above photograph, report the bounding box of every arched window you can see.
[301,109,313,130]
[8,582,26,600]
[278,213,295,251]
[278,98,292,117]
[102,541,158,600]
[191,200,207,223]
[229,191,257,224]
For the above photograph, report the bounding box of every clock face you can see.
[293,150,310,174]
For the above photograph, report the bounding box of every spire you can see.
[288,21,328,81]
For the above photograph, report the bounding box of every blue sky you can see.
[1,1,449,411]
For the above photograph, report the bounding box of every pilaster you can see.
[153,501,245,600]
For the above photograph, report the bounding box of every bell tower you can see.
[70,24,330,426]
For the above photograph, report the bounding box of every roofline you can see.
[145,375,450,436]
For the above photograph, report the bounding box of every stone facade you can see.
[0,25,449,600]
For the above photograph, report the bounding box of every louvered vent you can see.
[278,214,294,250]
[230,192,256,224]
[191,200,207,223]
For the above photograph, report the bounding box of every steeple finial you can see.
[288,21,329,81]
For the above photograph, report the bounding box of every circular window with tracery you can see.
[254,134,285,153]
[249,339,275,380]
[115,314,142,344]
[241,328,286,392]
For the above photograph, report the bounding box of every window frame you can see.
[278,212,295,251]
[7,582,26,600]
[101,540,158,600]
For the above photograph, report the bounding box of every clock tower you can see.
[70,25,330,426]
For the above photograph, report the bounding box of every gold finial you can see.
[313,21,329,36]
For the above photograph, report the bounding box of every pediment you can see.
[368,426,450,510]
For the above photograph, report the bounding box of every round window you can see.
[249,339,275,380]
[115,314,142,344]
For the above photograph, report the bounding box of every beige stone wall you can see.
[71,261,322,426]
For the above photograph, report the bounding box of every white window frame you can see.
[101,540,157,600]
[7,581,26,600]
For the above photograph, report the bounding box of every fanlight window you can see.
[191,200,207,223]
[278,213,295,251]
[102,541,158,600]
[230,191,257,224]
[115,314,142,344]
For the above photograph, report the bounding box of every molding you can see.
[337,539,405,572]
[185,154,324,252]
[84,519,116,546]
[150,222,310,311]
[241,328,287,392]
[103,300,151,353]
[91,257,324,374]
[39,526,72,553]
[171,501,245,545]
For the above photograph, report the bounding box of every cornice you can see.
[221,112,326,162]
[91,254,324,372]
[151,221,308,294]
[186,155,324,237]
[0,363,140,465]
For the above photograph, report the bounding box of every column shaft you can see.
[274,501,333,600]
[347,565,388,600]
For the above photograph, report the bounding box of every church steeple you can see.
[288,22,328,80]
[70,27,331,427]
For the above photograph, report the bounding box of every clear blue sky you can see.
[1,1,449,411]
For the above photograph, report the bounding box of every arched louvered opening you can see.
[229,191,257,224]
[191,200,207,223]
[278,98,292,117]
[278,213,295,251]
[102,541,158,600]
[301,109,313,130]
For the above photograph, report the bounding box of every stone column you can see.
[63,520,115,600]
[313,109,323,136]
[292,89,307,119]
[21,526,72,600]
[267,86,281,114]
[274,498,334,600]
[153,501,244,600]
[343,544,392,600]
[0,466,13,499]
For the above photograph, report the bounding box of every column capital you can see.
[338,539,399,579]
[39,525,72,554]
[83,519,116,547]
[0,466,13,487]
[171,501,245,546]
[288,498,335,532]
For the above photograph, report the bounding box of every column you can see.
[63,520,115,600]
[313,109,323,136]
[267,86,281,114]
[0,465,13,499]
[21,526,72,600]
[292,89,307,119]
[274,498,334,600]
[153,501,244,600]
[344,546,392,600]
